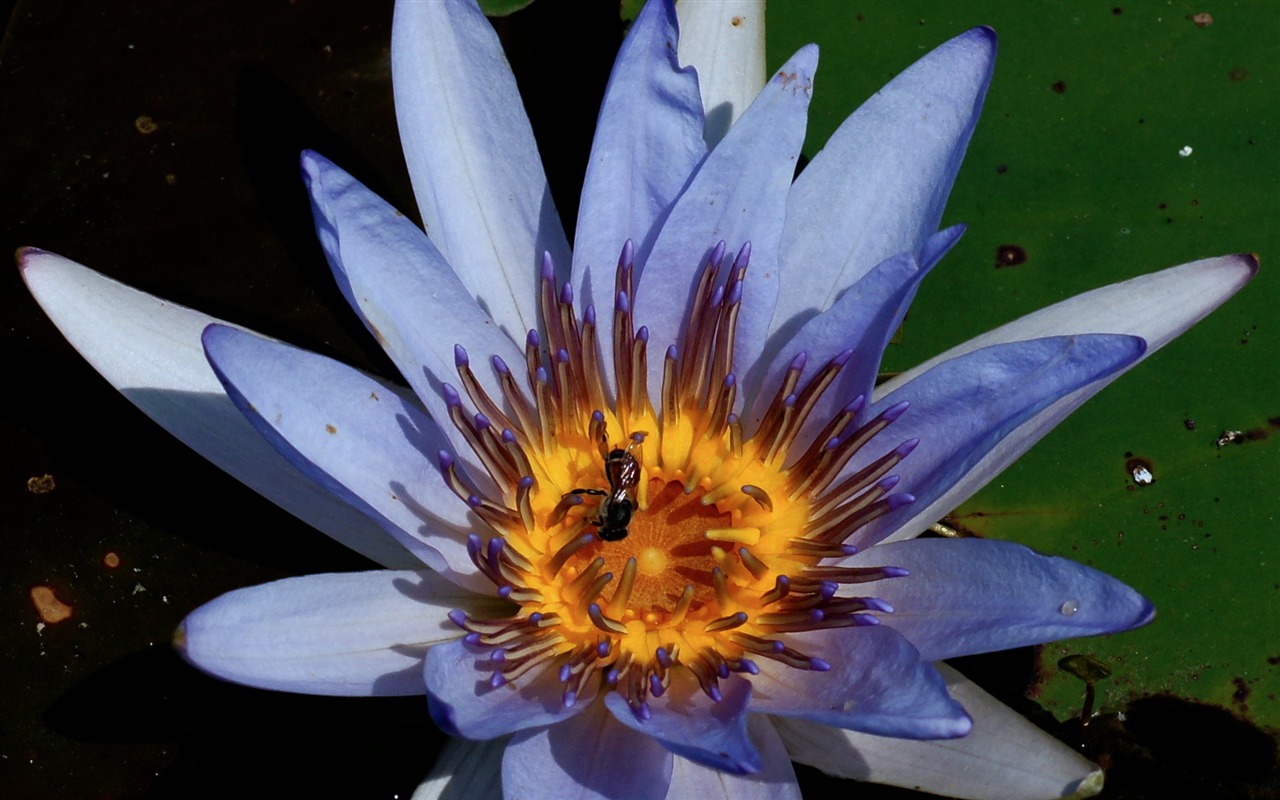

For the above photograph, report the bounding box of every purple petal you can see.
[573,0,706,368]
[202,324,488,593]
[504,700,673,800]
[637,45,817,395]
[667,715,801,799]
[748,627,970,740]
[845,538,1154,660]
[848,334,1146,549]
[676,0,766,146]
[746,225,963,421]
[605,673,761,774]
[302,151,524,488]
[425,639,593,739]
[391,0,568,337]
[176,570,494,696]
[774,663,1103,799]
[773,27,995,334]
[874,254,1257,545]
[18,250,416,569]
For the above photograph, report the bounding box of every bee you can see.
[569,429,646,542]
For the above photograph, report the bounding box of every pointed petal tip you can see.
[299,148,329,180]
[1240,251,1261,276]
[779,42,819,78]
[198,322,241,364]
[1070,767,1106,798]
[15,245,48,270]
[973,25,998,43]
[1132,593,1157,630]
[958,25,998,55]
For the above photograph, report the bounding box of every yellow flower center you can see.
[443,243,914,713]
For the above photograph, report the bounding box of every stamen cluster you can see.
[441,242,914,718]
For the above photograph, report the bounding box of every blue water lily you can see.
[20,1,1256,798]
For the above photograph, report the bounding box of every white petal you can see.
[883,254,1258,387]
[774,664,1104,800]
[177,570,505,696]
[392,0,570,337]
[18,249,417,569]
[873,254,1256,544]
[412,735,507,800]
[676,0,767,147]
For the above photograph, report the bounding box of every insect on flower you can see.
[565,422,647,542]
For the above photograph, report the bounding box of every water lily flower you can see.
[19,1,1256,798]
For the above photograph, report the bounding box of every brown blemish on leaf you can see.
[31,586,73,624]
[103,552,121,569]
[135,115,158,134]
[325,424,337,434]
[1188,12,1213,27]
[1051,80,1067,94]
[730,16,743,26]
[995,244,1027,268]
[26,474,55,494]
[1125,456,1154,486]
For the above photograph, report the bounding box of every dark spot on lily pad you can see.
[1125,456,1154,486]
[1051,80,1067,94]
[995,244,1026,267]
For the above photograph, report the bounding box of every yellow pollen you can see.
[635,547,667,576]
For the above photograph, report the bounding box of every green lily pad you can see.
[772,2,1279,733]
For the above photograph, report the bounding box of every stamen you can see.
[563,557,608,603]
[737,548,771,580]
[805,490,915,543]
[629,327,650,419]
[802,401,911,499]
[740,484,774,512]
[807,438,917,517]
[712,567,732,610]
[588,603,629,635]
[801,562,912,584]
[492,356,539,449]
[516,475,536,533]
[580,305,607,415]
[661,346,680,424]
[760,575,791,605]
[666,585,695,627]
[607,557,638,619]
[533,367,558,441]
[703,611,749,633]
[546,532,595,576]
[454,345,515,434]
[704,527,760,545]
